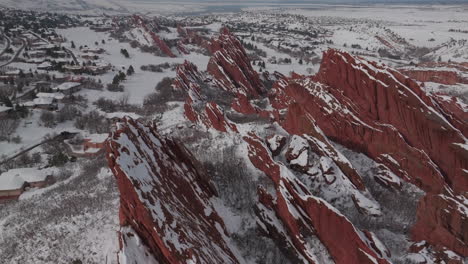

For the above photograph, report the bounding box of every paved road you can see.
[64,47,79,64]
[0,132,77,166]
[0,38,26,68]
[0,33,11,58]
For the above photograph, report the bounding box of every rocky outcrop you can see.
[282,49,468,194]
[177,25,211,53]
[106,117,241,263]
[432,94,468,137]
[133,15,176,58]
[204,102,238,133]
[173,60,204,99]
[273,49,468,260]
[400,69,468,85]
[412,191,468,258]
[207,28,265,97]
[245,134,390,264]
[265,134,286,156]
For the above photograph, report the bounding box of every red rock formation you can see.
[176,41,189,55]
[266,134,287,156]
[400,69,468,85]
[173,60,204,99]
[432,94,468,137]
[231,94,257,115]
[286,49,468,194]
[273,49,468,260]
[204,102,238,133]
[245,134,390,264]
[207,28,265,97]
[133,15,176,58]
[282,102,366,191]
[106,117,241,263]
[412,191,468,258]
[177,25,211,53]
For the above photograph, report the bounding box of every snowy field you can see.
[56,27,210,105]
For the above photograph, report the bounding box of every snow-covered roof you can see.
[34,97,54,105]
[36,92,65,100]
[105,112,141,120]
[38,43,58,49]
[0,167,56,191]
[37,62,52,68]
[85,133,109,144]
[54,82,81,91]
[28,58,46,63]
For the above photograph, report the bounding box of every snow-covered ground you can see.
[56,27,210,105]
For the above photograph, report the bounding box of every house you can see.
[0,167,56,201]
[28,58,46,64]
[36,43,59,51]
[81,47,105,54]
[36,92,65,102]
[62,65,84,73]
[37,62,53,70]
[34,81,52,92]
[105,112,142,123]
[81,53,99,60]
[83,133,108,151]
[29,50,46,58]
[53,82,82,95]
[66,133,108,157]
[23,97,58,110]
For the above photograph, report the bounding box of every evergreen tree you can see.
[127,65,135,76]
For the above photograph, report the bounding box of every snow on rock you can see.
[314,49,467,193]
[431,94,468,137]
[400,69,468,85]
[118,226,159,264]
[244,134,389,264]
[173,60,205,99]
[412,193,468,259]
[285,135,310,172]
[373,163,402,190]
[280,49,467,194]
[106,117,242,263]
[204,102,238,133]
[266,49,467,258]
[133,15,176,58]
[282,103,365,191]
[177,25,212,53]
[265,134,286,156]
[207,27,265,97]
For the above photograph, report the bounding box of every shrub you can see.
[56,105,81,123]
[11,135,22,144]
[106,83,124,92]
[40,111,56,128]
[48,151,69,167]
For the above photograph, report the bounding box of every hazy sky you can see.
[145,0,468,3]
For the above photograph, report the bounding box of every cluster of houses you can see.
[0,132,109,202]
[0,167,56,201]
[19,81,83,110]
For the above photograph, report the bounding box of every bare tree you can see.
[0,118,19,141]
[40,111,56,128]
